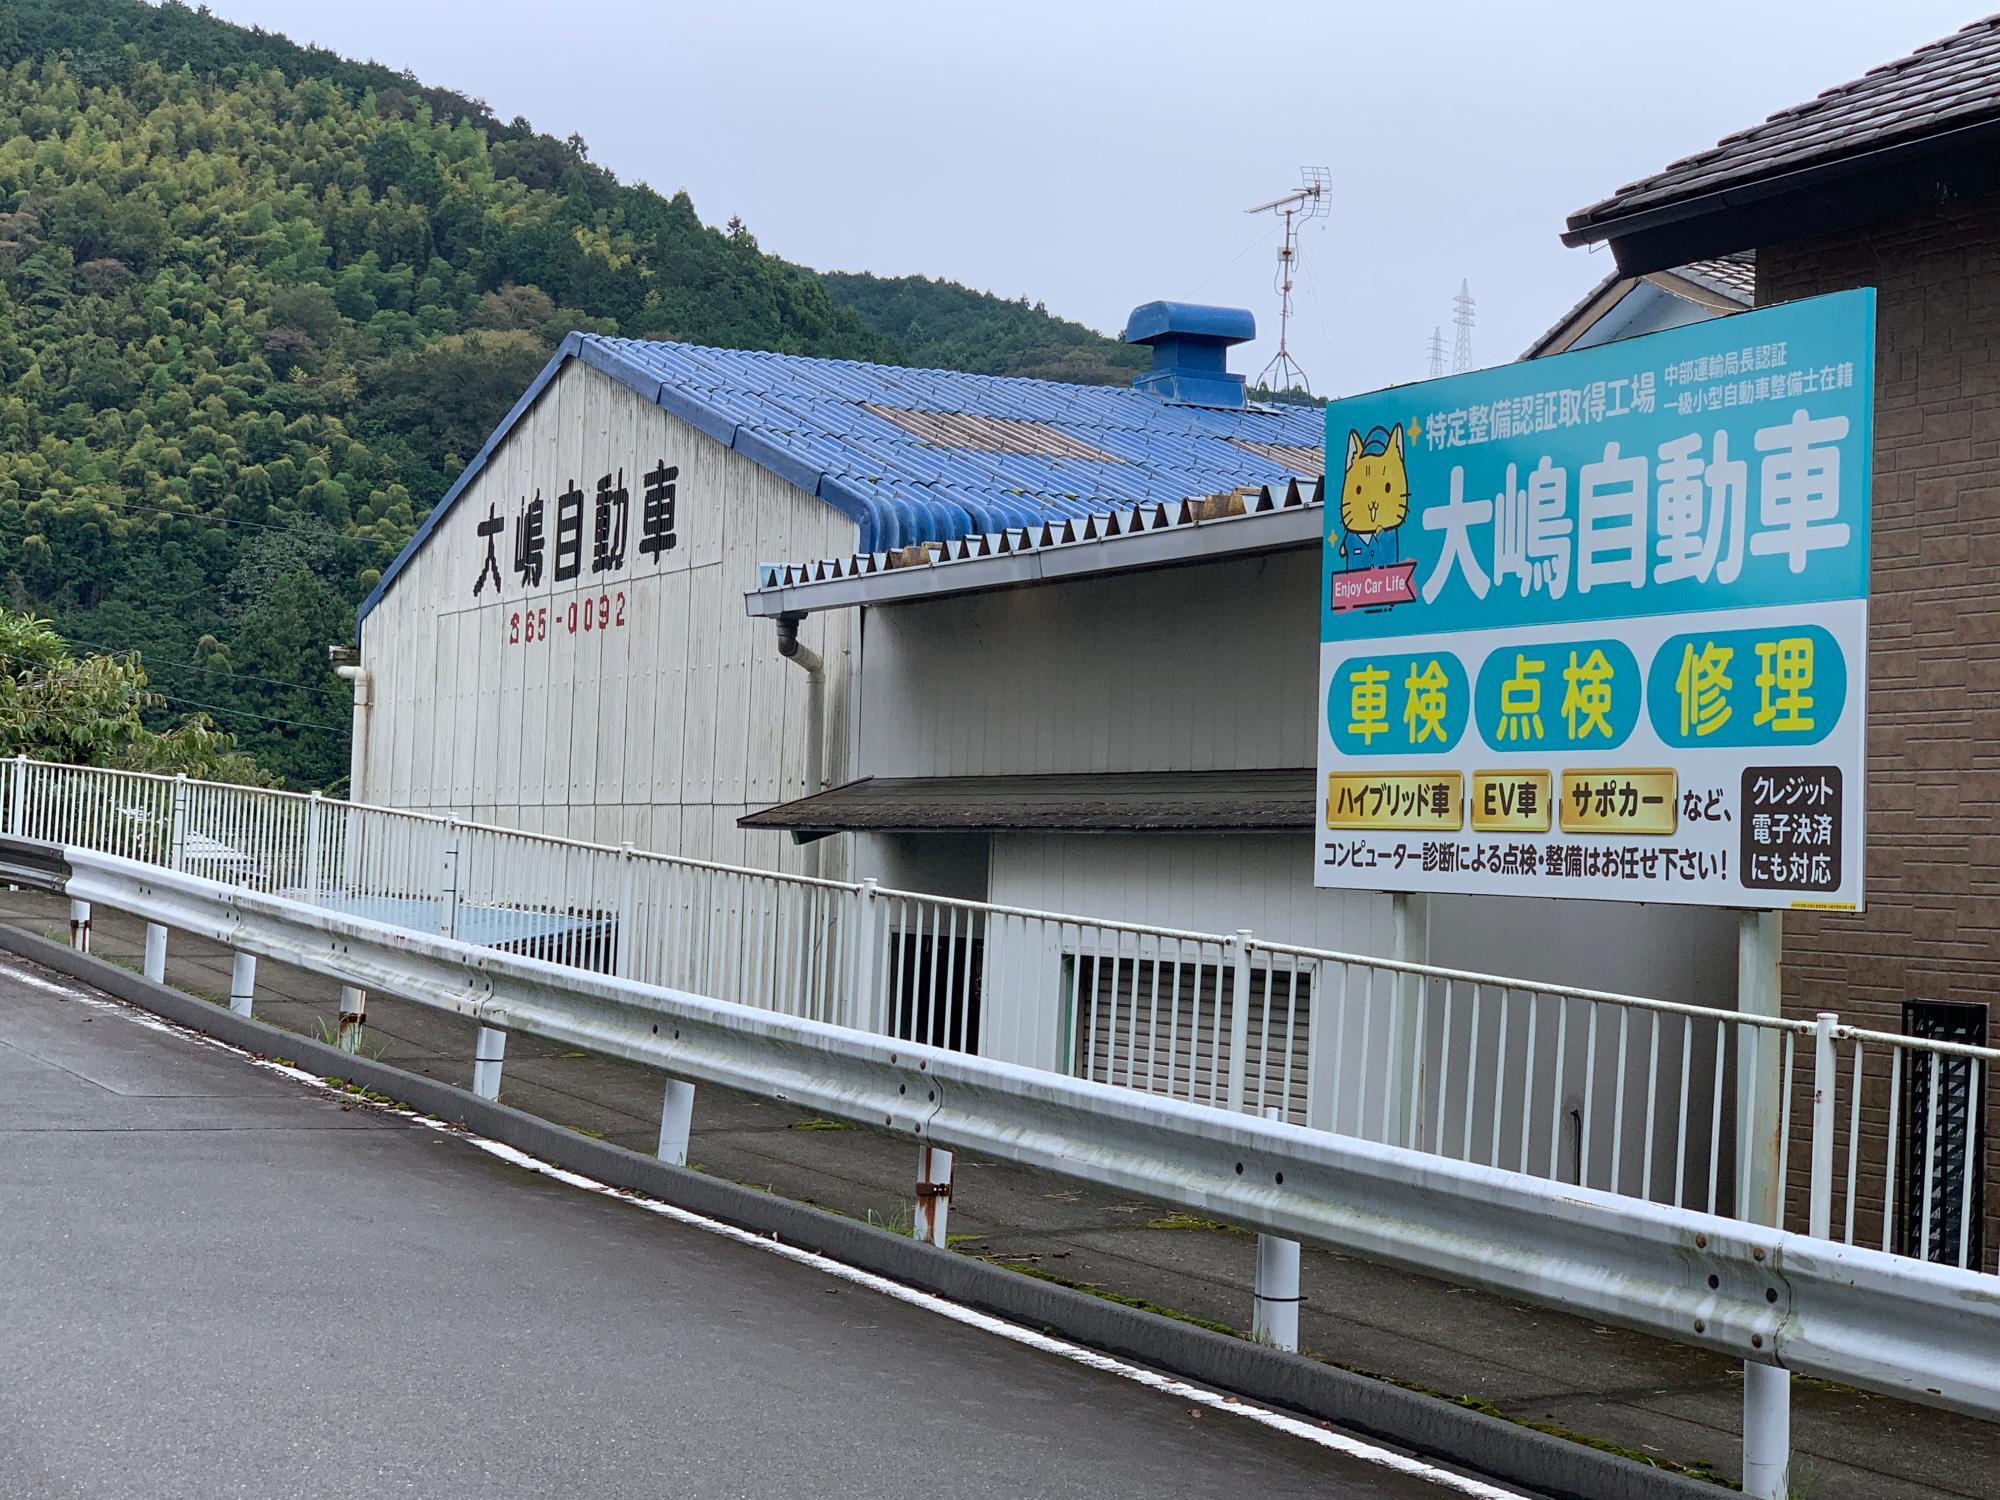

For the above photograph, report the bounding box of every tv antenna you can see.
[1245,166,1330,395]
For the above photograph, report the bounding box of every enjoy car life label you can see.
[1315,289,1874,910]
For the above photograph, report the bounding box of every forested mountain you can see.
[823,273,1148,386]
[0,0,1141,789]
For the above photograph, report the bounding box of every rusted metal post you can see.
[143,922,168,983]
[337,985,367,1053]
[228,951,256,1017]
[914,1142,954,1247]
[68,899,91,954]
[1252,1106,1302,1350]
[657,1077,696,1166]
[471,1025,507,1101]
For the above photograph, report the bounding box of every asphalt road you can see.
[0,956,1520,1500]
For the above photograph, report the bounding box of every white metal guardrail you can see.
[6,756,1994,1281]
[21,843,2000,1470]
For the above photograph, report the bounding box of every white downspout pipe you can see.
[773,613,825,876]
[333,661,371,804]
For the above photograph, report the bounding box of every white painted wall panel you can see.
[857,546,1732,1004]
[976,826,1735,1199]
[358,361,856,880]
[860,550,1321,778]
[850,540,1737,1157]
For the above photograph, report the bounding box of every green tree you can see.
[0,612,272,781]
[215,569,350,788]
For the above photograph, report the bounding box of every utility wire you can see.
[57,633,349,701]
[149,689,348,736]
[0,646,348,735]
[1183,222,1280,301]
[1299,254,1352,397]
[24,491,405,548]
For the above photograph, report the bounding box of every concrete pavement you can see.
[13,889,2000,1497]
[0,951,1518,1500]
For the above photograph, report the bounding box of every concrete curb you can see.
[3,923,1722,1500]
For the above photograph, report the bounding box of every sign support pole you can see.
[1391,891,1429,1151]
[1736,907,1789,1500]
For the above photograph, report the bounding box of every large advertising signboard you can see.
[1315,289,1874,910]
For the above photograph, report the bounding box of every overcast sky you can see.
[209,1,1977,397]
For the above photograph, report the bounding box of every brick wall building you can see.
[1759,201,2000,1024]
[1761,200,2000,1251]
[1566,18,2000,1256]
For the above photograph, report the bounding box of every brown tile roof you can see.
[1674,252,1757,302]
[1567,16,2000,238]
[739,770,1316,834]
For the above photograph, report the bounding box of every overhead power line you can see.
[57,633,350,701]
[0,647,348,736]
[149,689,348,736]
[21,491,405,548]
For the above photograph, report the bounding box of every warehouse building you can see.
[355,290,1757,1175]
[349,303,1331,883]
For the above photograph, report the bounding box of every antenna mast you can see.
[1245,166,1330,396]
[1452,279,1476,373]
[1426,325,1447,379]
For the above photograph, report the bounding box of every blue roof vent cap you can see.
[1123,301,1256,408]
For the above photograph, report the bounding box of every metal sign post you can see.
[1736,907,1788,1499]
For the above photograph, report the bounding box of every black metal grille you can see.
[1898,999,1987,1266]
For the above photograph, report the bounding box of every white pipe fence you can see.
[6,755,1992,1276]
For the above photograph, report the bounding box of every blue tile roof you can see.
[357,331,1326,630]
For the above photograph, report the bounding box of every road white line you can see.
[8,952,1529,1500]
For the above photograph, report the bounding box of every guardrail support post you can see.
[1743,1360,1791,1500]
[143,922,168,983]
[228,951,256,1017]
[472,1025,507,1101]
[1226,929,1253,1112]
[914,1142,953,1247]
[657,1078,696,1166]
[853,878,881,1034]
[337,985,368,1053]
[1253,1106,1302,1350]
[67,899,90,953]
[7,753,24,836]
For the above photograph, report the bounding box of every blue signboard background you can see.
[1315,289,1874,910]
[1320,290,1875,643]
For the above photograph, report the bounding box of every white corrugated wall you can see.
[357,361,858,879]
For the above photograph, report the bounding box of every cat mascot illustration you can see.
[1334,424,1411,571]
